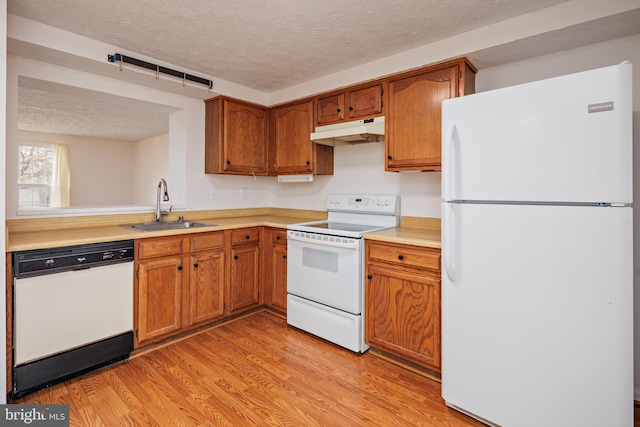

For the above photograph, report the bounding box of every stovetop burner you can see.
[287,194,400,238]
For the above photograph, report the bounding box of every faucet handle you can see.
[160,205,173,217]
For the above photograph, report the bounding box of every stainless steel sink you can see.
[123,221,214,232]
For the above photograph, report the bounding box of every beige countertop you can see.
[6,209,442,252]
[364,227,441,249]
[6,215,309,252]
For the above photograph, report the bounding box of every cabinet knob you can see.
[226,160,231,165]
[245,235,250,239]
[276,236,281,240]
[387,155,393,160]
[177,265,183,271]
[367,274,372,280]
[337,108,341,113]
[398,255,404,260]
[234,255,238,260]
[306,161,310,165]
[349,106,354,111]
[193,263,198,268]
[283,255,287,259]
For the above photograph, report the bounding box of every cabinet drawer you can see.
[190,232,224,252]
[137,237,184,260]
[230,228,261,246]
[367,242,440,272]
[272,229,287,244]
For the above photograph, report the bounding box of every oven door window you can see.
[302,247,339,273]
[287,237,363,314]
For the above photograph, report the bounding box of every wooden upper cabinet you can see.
[315,82,385,126]
[385,59,476,172]
[205,96,268,175]
[316,92,345,125]
[347,83,384,119]
[269,99,333,176]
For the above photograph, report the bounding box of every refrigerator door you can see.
[442,62,632,204]
[441,202,633,427]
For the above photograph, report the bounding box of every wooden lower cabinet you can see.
[264,228,287,312]
[135,232,226,347]
[188,233,225,327]
[226,228,262,315]
[365,240,442,372]
[136,255,183,345]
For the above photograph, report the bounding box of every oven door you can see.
[286,230,363,314]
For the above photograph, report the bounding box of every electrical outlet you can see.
[209,188,218,200]
[240,187,248,200]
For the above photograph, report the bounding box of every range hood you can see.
[311,117,385,147]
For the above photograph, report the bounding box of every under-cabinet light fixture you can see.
[277,174,314,183]
[107,53,213,90]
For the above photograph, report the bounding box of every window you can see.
[18,143,71,208]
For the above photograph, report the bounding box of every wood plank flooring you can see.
[13,310,483,426]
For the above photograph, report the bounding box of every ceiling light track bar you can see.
[107,53,213,90]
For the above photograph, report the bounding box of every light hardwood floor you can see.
[15,310,482,426]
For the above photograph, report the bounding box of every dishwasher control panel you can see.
[13,240,134,278]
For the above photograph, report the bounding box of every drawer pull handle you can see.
[398,255,404,260]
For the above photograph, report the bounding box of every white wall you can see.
[1,0,8,402]
[132,133,169,205]
[17,130,136,207]
[6,55,204,218]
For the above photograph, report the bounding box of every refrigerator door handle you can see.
[443,202,456,282]
[443,124,457,201]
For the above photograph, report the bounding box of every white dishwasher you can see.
[12,240,134,397]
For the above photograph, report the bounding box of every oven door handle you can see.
[287,231,360,250]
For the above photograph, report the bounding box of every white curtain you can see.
[51,144,71,207]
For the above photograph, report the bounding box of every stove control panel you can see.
[326,194,399,215]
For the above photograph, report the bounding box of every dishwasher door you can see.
[13,238,135,398]
[14,262,134,365]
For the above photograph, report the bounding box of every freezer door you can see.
[442,62,632,204]
[441,203,633,427]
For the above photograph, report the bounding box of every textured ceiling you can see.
[8,0,640,141]
[18,77,176,141]
[8,0,568,92]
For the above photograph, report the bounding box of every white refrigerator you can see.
[441,62,633,427]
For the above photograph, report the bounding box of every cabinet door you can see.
[228,243,261,314]
[136,256,183,345]
[347,84,383,119]
[189,250,225,327]
[269,243,288,311]
[316,92,344,125]
[223,99,268,174]
[366,264,441,370]
[270,100,315,174]
[386,66,458,171]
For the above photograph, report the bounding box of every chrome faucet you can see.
[155,179,172,222]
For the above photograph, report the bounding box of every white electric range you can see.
[286,194,400,352]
